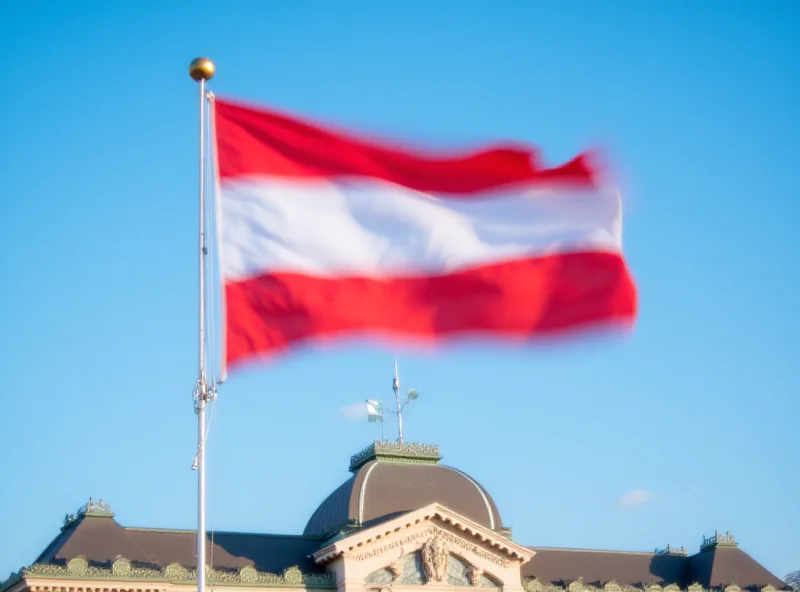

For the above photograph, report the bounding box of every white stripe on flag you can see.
[219,178,622,281]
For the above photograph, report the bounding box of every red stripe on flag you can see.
[214,98,600,194]
[224,251,637,367]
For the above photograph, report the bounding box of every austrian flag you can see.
[212,98,637,368]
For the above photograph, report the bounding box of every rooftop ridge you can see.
[349,441,441,472]
[123,526,322,539]
[526,546,689,556]
[522,579,784,592]
[655,545,688,557]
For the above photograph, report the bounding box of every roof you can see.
[35,514,324,574]
[7,450,788,592]
[523,548,688,587]
[37,514,157,566]
[304,442,503,538]
[21,514,788,592]
[685,546,786,590]
[303,459,503,537]
[522,546,787,591]
[123,529,324,574]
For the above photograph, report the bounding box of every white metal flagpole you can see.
[189,56,215,592]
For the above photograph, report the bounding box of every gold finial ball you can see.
[189,57,215,81]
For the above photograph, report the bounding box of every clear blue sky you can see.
[1,0,797,581]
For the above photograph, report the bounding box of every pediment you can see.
[365,550,502,588]
[314,503,534,568]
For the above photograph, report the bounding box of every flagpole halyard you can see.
[190,56,215,592]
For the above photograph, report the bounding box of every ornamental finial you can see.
[701,530,737,550]
[62,497,114,529]
[189,57,215,82]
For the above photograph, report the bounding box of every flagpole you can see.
[189,56,215,592]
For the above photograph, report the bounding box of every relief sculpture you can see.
[421,535,449,583]
[468,565,484,587]
[389,559,402,581]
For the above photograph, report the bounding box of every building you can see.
[0,442,787,592]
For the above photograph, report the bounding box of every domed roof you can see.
[304,443,502,538]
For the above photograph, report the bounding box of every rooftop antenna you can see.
[391,357,420,443]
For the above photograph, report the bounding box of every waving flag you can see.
[366,400,384,423]
[213,98,637,369]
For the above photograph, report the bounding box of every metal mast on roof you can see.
[189,56,217,592]
[392,358,420,444]
[393,358,402,442]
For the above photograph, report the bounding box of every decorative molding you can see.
[164,563,189,580]
[17,559,335,588]
[240,565,258,583]
[62,498,114,529]
[701,531,737,550]
[525,578,546,592]
[347,528,434,562]
[24,585,168,592]
[4,571,782,592]
[654,545,688,557]
[346,524,516,568]
[569,578,586,592]
[316,503,533,565]
[111,556,132,577]
[284,567,303,585]
[349,442,441,472]
[522,580,781,592]
[67,557,88,576]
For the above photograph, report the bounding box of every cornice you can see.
[314,503,533,565]
[0,559,334,590]
[523,580,784,592]
[349,442,442,473]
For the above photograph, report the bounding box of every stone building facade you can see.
[0,443,787,592]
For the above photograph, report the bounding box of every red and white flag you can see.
[213,98,637,369]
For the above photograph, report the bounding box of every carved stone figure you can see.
[468,565,483,587]
[421,535,449,583]
[389,560,402,581]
